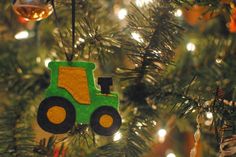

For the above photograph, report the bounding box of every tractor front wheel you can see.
[90,106,121,136]
[37,96,75,134]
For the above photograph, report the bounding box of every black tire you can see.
[90,106,121,136]
[37,96,76,134]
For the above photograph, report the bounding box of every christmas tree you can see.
[0,0,236,157]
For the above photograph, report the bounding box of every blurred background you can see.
[0,0,236,157]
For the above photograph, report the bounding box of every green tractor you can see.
[37,61,121,136]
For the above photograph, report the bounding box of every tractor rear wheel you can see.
[37,96,75,134]
[90,106,121,136]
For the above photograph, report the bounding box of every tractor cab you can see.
[37,61,121,136]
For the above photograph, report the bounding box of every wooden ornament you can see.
[37,61,121,136]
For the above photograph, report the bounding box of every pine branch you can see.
[59,124,96,156]
[93,1,184,156]
[119,0,183,83]
[33,136,66,157]
[0,103,35,157]
[52,0,121,63]
[0,42,49,96]
[148,15,236,147]
[87,105,157,157]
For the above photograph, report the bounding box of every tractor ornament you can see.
[37,61,121,136]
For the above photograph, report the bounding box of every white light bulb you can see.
[205,111,213,126]
[118,8,128,20]
[78,38,85,43]
[174,9,183,17]
[44,58,52,68]
[131,32,144,43]
[206,112,213,119]
[15,30,29,40]
[166,153,176,157]
[113,131,122,141]
[186,42,196,52]
[158,129,167,138]
[36,57,41,63]
[136,0,153,7]
[157,128,167,143]
[216,58,222,64]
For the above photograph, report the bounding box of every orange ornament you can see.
[229,8,236,32]
[183,5,216,26]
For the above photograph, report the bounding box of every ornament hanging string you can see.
[71,0,76,61]
[50,0,75,61]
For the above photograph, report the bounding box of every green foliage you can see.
[52,0,122,63]
[0,0,235,157]
[0,103,35,157]
[87,105,156,157]
[33,136,66,157]
[119,1,183,82]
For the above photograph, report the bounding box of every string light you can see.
[166,153,176,157]
[157,128,167,143]
[205,111,213,126]
[16,68,23,74]
[118,8,128,20]
[135,0,153,7]
[36,57,41,63]
[84,54,89,59]
[131,32,144,43]
[186,42,196,52]
[15,30,29,40]
[174,9,183,17]
[44,58,52,68]
[206,112,213,119]
[78,38,85,43]
[158,129,167,137]
[113,131,122,141]
[216,58,222,64]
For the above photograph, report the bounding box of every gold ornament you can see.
[12,0,53,21]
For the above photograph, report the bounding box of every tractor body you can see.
[46,61,119,125]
